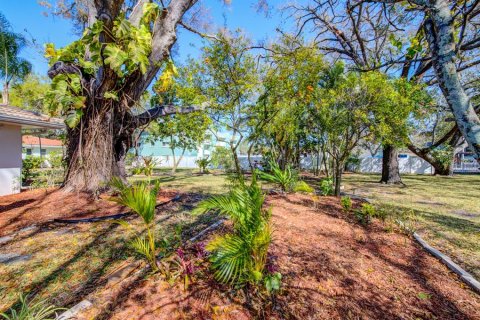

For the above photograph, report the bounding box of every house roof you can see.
[22,135,63,147]
[0,105,64,129]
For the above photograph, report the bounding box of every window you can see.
[26,148,32,156]
[398,154,408,159]
[162,141,169,147]
[40,149,47,156]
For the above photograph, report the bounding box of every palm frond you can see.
[0,294,64,320]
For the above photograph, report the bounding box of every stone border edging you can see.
[413,232,480,294]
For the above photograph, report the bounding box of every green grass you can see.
[342,173,480,279]
[129,171,229,194]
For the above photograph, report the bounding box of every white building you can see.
[22,135,64,158]
[0,105,64,196]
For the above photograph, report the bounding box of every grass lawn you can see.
[342,173,480,279]
[129,170,229,194]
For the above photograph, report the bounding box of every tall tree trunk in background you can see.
[424,0,480,164]
[231,145,241,175]
[2,82,9,105]
[380,144,402,184]
[333,159,343,197]
[171,148,186,174]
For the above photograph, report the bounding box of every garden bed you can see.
[58,194,480,320]
[0,187,179,236]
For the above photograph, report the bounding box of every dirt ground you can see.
[0,188,178,236]
[95,194,480,320]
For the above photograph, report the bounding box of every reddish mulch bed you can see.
[0,188,178,236]
[94,194,480,320]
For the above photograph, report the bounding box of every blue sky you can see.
[0,0,289,76]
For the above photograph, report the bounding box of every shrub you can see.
[47,151,64,169]
[0,293,64,320]
[21,156,42,183]
[195,157,211,174]
[293,180,315,194]
[319,178,334,196]
[142,156,156,177]
[110,178,161,272]
[210,146,235,172]
[341,196,352,212]
[257,161,298,192]
[193,175,277,288]
[354,203,376,225]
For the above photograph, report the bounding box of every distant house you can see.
[22,135,64,158]
[0,105,64,196]
[137,131,232,168]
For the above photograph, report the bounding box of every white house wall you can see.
[359,156,433,174]
[0,124,22,195]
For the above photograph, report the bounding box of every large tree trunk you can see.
[380,144,402,184]
[63,107,116,192]
[424,0,480,164]
[407,144,452,176]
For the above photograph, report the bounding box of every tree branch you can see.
[134,104,203,127]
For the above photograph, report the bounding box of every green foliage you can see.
[47,151,64,169]
[9,74,50,113]
[320,178,334,196]
[257,161,298,192]
[431,147,454,171]
[341,196,352,212]
[264,272,282,294]
[21,156,42,182]
[354,203,376,225]
[293,181,315,194]
[44,3,160,127]
[195,157,211,173]
[147,112,211,164]
[193,177,272,286]
[0,294,64,320]
[141,156,156,177]
[210,146,235,172]
[0,13,32,91]
[110,178,161,272]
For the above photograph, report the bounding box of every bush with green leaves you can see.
[341,196,352,212]
[354,203,376,225]
[194,176,277,288]
[319,178,334,196]
[210,146,235,172]
[110,178,161,272]
[293,180,315,194]
[257,161,298,192]
[0,294,64,320]
[195,157,211,173]
[47,151,64,169]
[21,156,42,183]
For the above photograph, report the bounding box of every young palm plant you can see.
[257,161,298,192]
[110,178,160,272]
[194,175,272,285]
[1,294,64,320]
